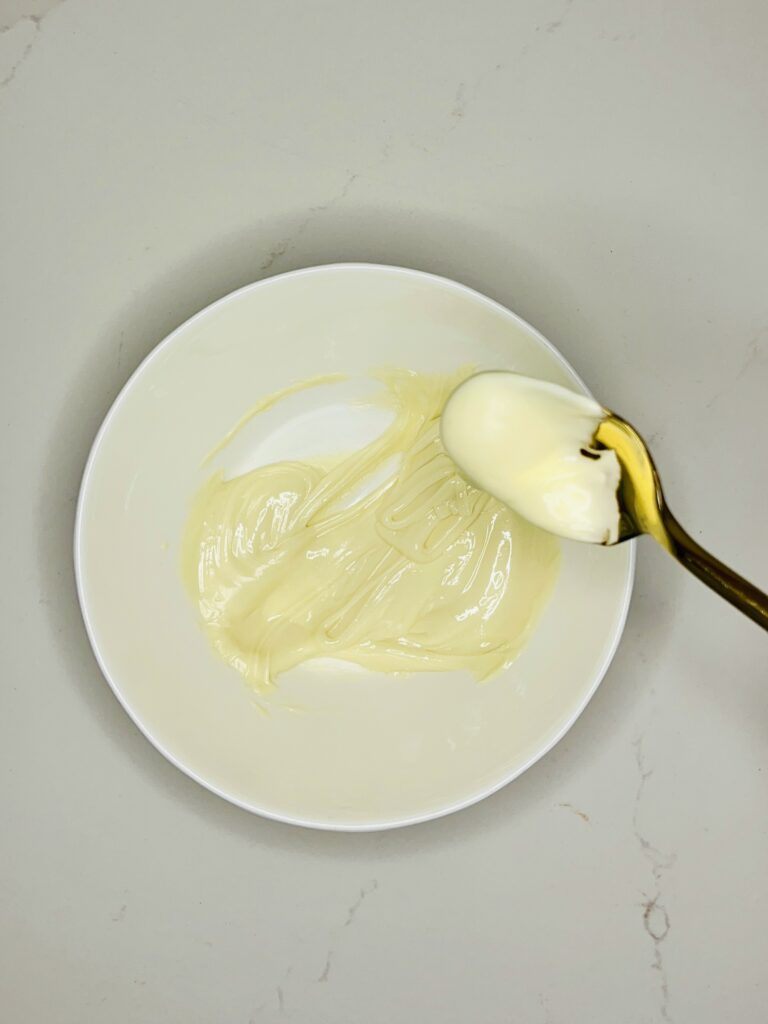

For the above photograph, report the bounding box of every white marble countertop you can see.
[2,2,767,1021]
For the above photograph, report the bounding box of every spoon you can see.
[595,411,768,629]
[441,371,768,630]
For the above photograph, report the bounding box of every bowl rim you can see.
[74,262,635,831]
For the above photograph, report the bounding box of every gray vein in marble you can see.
[0,21,37,89]
[250,968,292,1021]
[706,331,767,409]
[442,3,575,128]
[558,801,590,822]
[545,0,575,34]
[533,0,575,35]
[110,903,127,923]
[343,879,378,927]
[633,736,676,1022]
[538,992,553,1023]
[445,64,504,132]
[313,879,379,986]
[451,82,467,119]
[0,0,61,32]
[259,170,359,274]
[0,0,66,90]
[317,951,332,983]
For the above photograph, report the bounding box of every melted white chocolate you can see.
[182,368,560,690]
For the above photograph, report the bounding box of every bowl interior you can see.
[76,265,633,829]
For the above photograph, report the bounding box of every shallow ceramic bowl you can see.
[75,264,633,830]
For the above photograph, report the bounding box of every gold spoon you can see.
[596,413,768,629]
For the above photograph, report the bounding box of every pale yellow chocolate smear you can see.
[182,367,560,691]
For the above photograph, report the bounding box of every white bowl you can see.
[75,264,634,830]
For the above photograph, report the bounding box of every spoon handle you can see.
[661,510,768,630]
